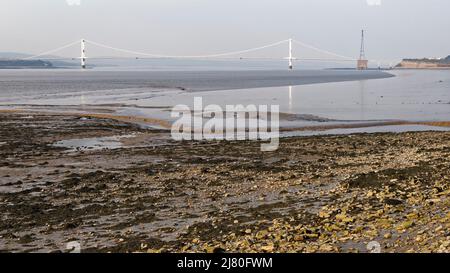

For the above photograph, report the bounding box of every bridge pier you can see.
[357,59,368,70]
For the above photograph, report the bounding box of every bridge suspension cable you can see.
[24,40,80,60]
[85,39,289,59]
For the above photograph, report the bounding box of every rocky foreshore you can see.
[0,111,449,253]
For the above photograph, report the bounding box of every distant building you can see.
[357,59,368,70]
[396,55,450,69]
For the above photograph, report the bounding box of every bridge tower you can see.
[357,30,368,70]
[288,38,293,70]
[81,39,87,69]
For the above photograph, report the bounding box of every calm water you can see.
[0,69,449,131]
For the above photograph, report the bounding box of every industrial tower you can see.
[357,30,368,70]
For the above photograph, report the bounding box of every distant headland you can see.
[396,55,450,69]
[0,59,53,69]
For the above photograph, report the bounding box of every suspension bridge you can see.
[22,31,398,70]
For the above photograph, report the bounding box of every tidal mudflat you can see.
[1,111,449,253]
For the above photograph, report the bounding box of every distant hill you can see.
[0,52,31,59]
[396,55,450,68]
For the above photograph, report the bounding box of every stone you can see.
[397,220,415,231]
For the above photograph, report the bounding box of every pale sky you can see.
[1,0,449,61]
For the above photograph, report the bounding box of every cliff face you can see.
[0,60,53,68]
[396,55,450,69]
[396,61,450,68]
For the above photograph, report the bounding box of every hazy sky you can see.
[1,0,449,61]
